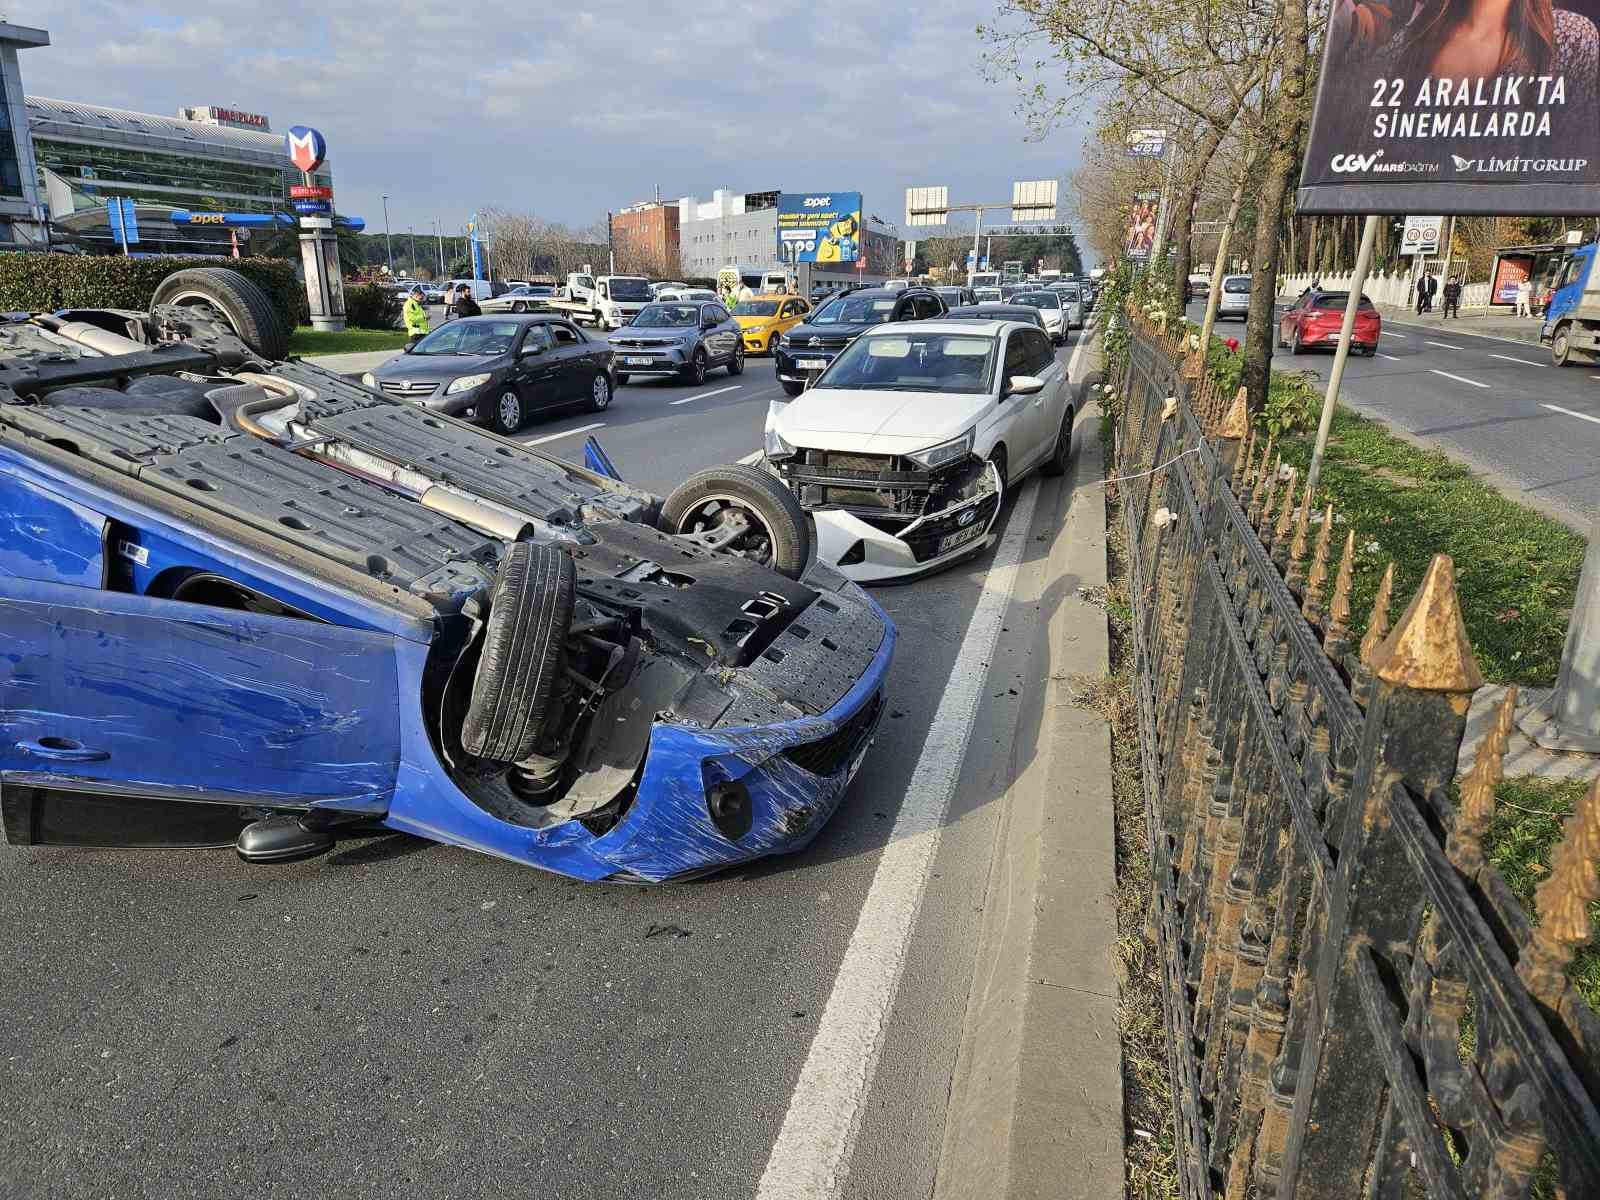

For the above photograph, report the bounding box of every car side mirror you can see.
[1005,374,1045,397]
[519,344,544,357]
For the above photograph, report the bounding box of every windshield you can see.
[1014,292,1059,309]
[1223,277,1252,294]
[811,295,897,326]
[1313,293,1375,311]
[629,303,699,327]
[974,288,1002,302]
[607,277,653,302]
[732,301,779,316]
[411,319,520,356]
[816,332,998,394]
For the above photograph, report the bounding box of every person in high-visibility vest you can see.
[403,286,430,348]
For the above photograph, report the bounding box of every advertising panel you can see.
[777,192,863,263]
[1125,190,1159,261]
[1491,254,1534,306]
[1125,129,1168,157]
[1298,1,1600,213]
[1399,215,1443,255]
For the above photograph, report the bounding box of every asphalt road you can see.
[1189,298,1600,529]
[0,335,1097,1200]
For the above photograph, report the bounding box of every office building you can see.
[676,188,897,288]
[612,200,680,276]
[0,21,50,247]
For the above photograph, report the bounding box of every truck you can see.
[1541,241,1599,365]
[547,272,655,330]
[968,269,1001,291]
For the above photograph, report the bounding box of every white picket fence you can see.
[1277,270,1491,310]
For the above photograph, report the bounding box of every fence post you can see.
[1280,554,1485,1197]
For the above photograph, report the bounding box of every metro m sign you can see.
[285,126,327,175]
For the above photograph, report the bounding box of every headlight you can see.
[445,372,492,395]
[906,428,974,469]
[765,408,794,460]
[360,372,377,388]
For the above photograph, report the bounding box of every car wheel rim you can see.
[674,496,774,565]
[592,375,609,408]
[499,391,520,428]
[694,355,706,382]
[734,347,744,369]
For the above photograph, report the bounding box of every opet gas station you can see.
[169,125,361,331]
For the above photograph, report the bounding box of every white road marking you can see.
[1542,402,1600,426]
[521,421,604,446]
[669,384,742,406]
[738,450,764,465]
[754,479,1041,1200]
[1426,340,1463,351]
[1384,331,1408,339]
[1377,352,1401,361]
[1488,352,1545,368]
[1429,369,1489,389]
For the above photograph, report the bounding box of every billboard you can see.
[777,192,863,263]
[1125,129,1168,157]
[1125,190,1159,261]
[1490,254,1533,306]
[1298,4,1600,214]
[1399,215,1443,255]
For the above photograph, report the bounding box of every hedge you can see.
[0,253,309,331]
[343,282,401,330]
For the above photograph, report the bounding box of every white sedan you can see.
[763,320,1074,582]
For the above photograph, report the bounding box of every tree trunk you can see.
[1171,107,1240,304]
[1241,0,1311,413]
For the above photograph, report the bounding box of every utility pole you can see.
[382,193,393,277]
[408,226,416,275]
[434,220,444,277]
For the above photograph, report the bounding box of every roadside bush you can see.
[0,253,308,331]
[343,282,400,330]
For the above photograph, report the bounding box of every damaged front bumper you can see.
[808,459,1003,583]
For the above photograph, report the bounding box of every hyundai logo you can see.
[958,508,977,527]
[808,337,822,348]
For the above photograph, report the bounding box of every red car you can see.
[1278,290,1381,356]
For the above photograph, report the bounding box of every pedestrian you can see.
[1427,273,1439,312]
[1415,273,1428,314]
[1442,276,1461,319]
[1515,277,1533,318]
[403,286,430,349]
[441,283,458,321]
[737,281,755,303]
[455,286,481,319]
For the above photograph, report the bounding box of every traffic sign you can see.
[1011,180,1058,223]
[286,126,327,174]
[905,185,949,227]
[294,199,332,214]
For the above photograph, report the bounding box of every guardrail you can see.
[1113,315,1600,1199]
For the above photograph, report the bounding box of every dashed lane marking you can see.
[1488,353,1545,368]
[669,384,743,406]
[1429,369,1489,389]
[1426,340,1464,351]
[1542,403,1600,426]
[1377,352,1401,361]
[521,422,605,446]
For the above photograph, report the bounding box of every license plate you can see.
[938,523,985,554]
[796,358,827,370]
[624,356,653,366]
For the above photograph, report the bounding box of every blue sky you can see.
[12,2,1082,241]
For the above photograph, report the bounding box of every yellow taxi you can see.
[731,293,811,355]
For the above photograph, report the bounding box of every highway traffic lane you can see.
[0,417,1075,1198]
[1186,302,1600,525]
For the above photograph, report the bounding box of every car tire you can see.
[768,334,782,356]
[512,301,527,313]
[780,379,805,397]
[1041,408,1074,476]
[1554,325,1574,366]
[728,344,745,376]
[660,463,810,579]
[490,386,526,435]
[460,542,576,763]
[684,349,708,386]
[150,267,289,360]
[589,371,612,412]
[1291,329,1304,355]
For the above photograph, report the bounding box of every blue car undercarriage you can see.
[0,301,893,882]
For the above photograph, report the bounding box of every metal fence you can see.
[1113,316,1600,1199]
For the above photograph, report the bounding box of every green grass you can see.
[1479,776,1600,1010]
[287,327,408,356]
[1271,409,1585,687]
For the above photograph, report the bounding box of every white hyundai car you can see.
[763,320,1074,582]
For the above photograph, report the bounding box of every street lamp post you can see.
[382,193,394,277]
[434,220,445,278]
[409,226,417,276]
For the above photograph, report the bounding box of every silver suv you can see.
[1218,274,1252,320]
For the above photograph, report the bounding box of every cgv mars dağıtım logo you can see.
[286,126,327,174]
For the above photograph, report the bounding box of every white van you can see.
[446,278,499,302]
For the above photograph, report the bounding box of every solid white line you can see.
[754,480,1041,1200]
[1542,403,1600,426]
[521,421,604,446]
[1377,352,1401,361]
[1488,352,1545,368]
[669,384,742,406]
[1384,331,1408,339]
[738,449,763,465]
[1429,369,1489,389]
[1425,340,1463,351]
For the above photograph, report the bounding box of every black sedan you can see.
[774,286,947,396]
[364,314,615,435]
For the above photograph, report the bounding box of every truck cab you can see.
[1542,242,1598,365]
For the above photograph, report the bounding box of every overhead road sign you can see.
[1011,180,1058,223]
[905,186,949,227]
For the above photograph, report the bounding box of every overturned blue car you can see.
[0,271,893,882]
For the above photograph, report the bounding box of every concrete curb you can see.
[934,331,1120,1200]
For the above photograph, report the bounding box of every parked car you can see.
[655,287,718,303]
[422,282,446,303]
[607,300,744,385]
[1217,274,1252,320]
[765,320,1074,582]
[973,286,1004,303]
[935,286,977,309]
[480,284,556,314]
[1188,273,1211,302]
[732,294,811,355]
[941,303,1051,336]
[445,278,504,303]
[651,281,690,297]
[365,314,615,434]
[0,287,893,882]
[774,286,947,396]
[1010,290,1071,344]
[1278,289,1381,355]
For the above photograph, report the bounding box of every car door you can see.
[0,570,402,820]
[991,330,1036,474]
[513,322,561,408]
[545,320,588,400]
[700,304,727,363]
[1281,295,1306,343]
[1011,328,1062,469]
